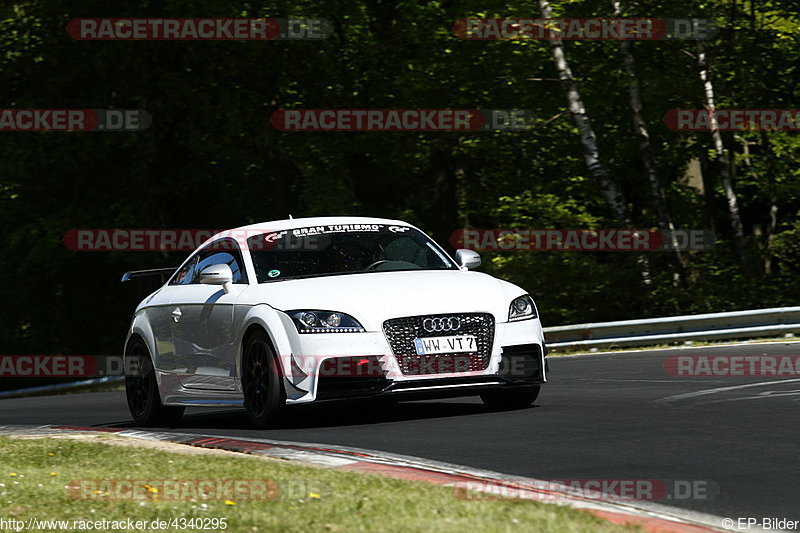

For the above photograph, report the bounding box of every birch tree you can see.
[538,0,632,226]
[612,0,685,284]
[697,48,746,254]
[539,0,651,285]
[612,1,674,233]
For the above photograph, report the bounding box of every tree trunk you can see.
[429,148,462,252]
[612,0,685,288]
[538,0,631,226]
[697,48,746,254]
[539,0,652,286]
[612,2,672,232]
[759,130,779,274]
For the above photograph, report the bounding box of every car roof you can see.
[201,216,418,249]
[232,216,411,233]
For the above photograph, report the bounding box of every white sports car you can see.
[123,217,548,427]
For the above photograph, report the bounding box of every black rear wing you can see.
[121,267,178,283]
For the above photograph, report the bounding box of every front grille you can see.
[383,313,495,375]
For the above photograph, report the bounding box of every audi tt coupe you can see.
[122,217,548,427]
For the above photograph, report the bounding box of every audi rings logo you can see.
[422,317,462,333]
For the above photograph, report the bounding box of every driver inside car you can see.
[330,241,376,272]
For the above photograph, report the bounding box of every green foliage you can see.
[0,0,799,356]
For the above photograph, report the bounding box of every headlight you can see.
[509,295,537,321]
[288,310,365,333]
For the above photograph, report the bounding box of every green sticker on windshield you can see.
[268,269,281,278]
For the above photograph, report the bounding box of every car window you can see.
[384,236,429,266]
[192,241,248,284]
[169,256,198,285]
[170,240,248,285]
[247,225,456,283]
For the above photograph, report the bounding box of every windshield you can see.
[247,224,457,283]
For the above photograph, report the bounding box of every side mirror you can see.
[454,249,481,270]
[198,263,233,294]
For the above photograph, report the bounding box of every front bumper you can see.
[315,345,547,402]
[281,318,547,404]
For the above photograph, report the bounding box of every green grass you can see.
[0,436,640,533]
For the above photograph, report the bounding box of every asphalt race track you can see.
[2,342,799,522]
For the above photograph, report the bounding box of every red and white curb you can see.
[0,424,741,532]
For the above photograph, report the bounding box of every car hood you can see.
[238,270,525,331]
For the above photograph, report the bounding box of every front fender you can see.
[235,304,299,381]
[124,310,157,365]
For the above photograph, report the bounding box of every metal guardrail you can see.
[543,306,800,351]
[0,377,123,399]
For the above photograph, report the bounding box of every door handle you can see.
[171,307,182,322]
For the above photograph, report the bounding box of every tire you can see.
[480,386,540,411]
[242,329,285,428]
[125,337,185,426]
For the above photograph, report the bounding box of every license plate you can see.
[414,335,477,355]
